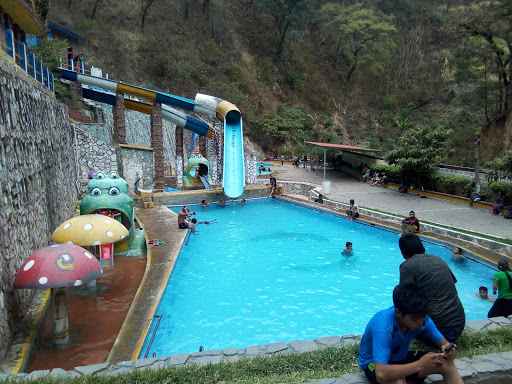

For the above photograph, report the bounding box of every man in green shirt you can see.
[488,259,512,318]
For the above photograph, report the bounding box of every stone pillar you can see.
[199,135,206,156]
[245,154,257,184]
[151,102,165,189]
[113,93,126,145]
[175,126,184,186]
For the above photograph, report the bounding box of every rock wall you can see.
[73,106,177,196]
[0,57,78,359]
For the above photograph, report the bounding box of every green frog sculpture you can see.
[80,170,145,256]
[183,152,213,189]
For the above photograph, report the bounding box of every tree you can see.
[484,150,512,181]
[384,124,451,184]
[258,0,314,64]
[141,0,159,31]
[321,2,396,81]
[28,38,69,73]
[444,1,512,118]
[251,105,310,146]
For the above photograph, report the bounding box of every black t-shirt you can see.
[399,253,466,332]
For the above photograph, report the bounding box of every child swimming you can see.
[342,242,353,257]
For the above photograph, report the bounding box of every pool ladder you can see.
[144,314,163,358]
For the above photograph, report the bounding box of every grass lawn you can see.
[13,327,512,384]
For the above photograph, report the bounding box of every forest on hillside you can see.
[46,0,511,176]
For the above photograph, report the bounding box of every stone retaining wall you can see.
[0,57,78,359]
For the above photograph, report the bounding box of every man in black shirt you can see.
[399,234,465,342]
[267,175,277,197]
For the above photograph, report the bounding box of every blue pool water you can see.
[141,199,495,357]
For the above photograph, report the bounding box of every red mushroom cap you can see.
[14,244,103,289]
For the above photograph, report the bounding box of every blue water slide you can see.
[199,175,211,190]
[223,115,245,199]
[60,68,245,197]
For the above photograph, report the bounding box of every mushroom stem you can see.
[51,287,69,344]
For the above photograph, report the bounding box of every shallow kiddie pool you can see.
[140,199,495,357]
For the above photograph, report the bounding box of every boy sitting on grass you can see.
[358,282,463,384]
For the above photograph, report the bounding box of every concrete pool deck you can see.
[270,165,511,241]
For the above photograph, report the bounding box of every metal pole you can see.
[323,149,327,180]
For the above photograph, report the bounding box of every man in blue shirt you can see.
[358,282,463,384]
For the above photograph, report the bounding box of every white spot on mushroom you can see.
[74,280,83,286]
[39,277,48,285]
[50,244,60,248]
[84,251,93,259]
[84,224,93,231]
[24,260,35,271]
[67,240,74,244]
[93,241,101,246]
[64,223,71,229]
[104,219,111,224]
[120,235,125,240]
[106,231,113,238]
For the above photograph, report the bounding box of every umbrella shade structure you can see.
[14,244,103,344]
[51,214,129,246]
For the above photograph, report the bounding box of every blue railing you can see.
[1,27,54,92]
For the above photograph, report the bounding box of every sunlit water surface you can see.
[141,199,494,357]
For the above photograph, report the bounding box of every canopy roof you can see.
[0,0,45,35]
[305,141,379,152]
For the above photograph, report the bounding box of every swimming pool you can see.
[140,199,495,357]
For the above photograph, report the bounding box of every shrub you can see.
[430,175,469,195]
[487,181,512,204]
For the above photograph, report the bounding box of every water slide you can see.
[59,69,245,198]
[199,175,211,190]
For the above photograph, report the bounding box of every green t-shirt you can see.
[493,271,512,299]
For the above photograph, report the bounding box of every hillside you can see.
[48,0,512,166]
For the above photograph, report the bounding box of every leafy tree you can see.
[484,150,512,181]
[28,38,69,73]
[251,105,310,145]
[258,0,314,64]
[384,124,451,185]
[321,2,396,81]
[444,1,512,118]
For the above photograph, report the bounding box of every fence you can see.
[0,26,54,92]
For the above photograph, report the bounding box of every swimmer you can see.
[219,199,226,207]
[476,286,495,302]
[201,200,209,207]
[342,242,353,257]
[240,199,246,205]
[452,247,465,261]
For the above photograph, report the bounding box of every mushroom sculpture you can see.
[14,244,102,344]
[51,214,129,265]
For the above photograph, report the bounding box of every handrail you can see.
[143,314,162,358]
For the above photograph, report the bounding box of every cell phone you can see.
[444,342,454,352]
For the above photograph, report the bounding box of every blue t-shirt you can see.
[358,306,443,371]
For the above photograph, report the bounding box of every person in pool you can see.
[451,247,465,261]
[476,286,495,302]
[219,199,226,207]
[201,199,209,207]
[240,199,246,205]
[342,242,353,257]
